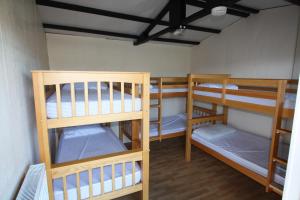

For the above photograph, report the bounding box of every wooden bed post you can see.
[131,120,140,149]
[118,121,124,142]
[32,72,54,200]
[141,73,150,200]
[185,74,193,162]
[266,80,287,193]
[212,103,217,124]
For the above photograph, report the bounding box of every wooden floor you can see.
[119,137,281,200]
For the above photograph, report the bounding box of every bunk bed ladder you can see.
[266,80,289,195]
[150,78,163,141]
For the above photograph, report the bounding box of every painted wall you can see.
[293,7,300,79]
[191,6,300,138]
[0,0,49,199]
[47,33,192,117]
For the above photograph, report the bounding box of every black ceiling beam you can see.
[43,24,200,45]
[136,1,170,44]
[36,0,220,34]
[134,27,175,46]
[285,0,300,6]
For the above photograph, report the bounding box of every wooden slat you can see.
[109,82,113,113]
[269,184,283,195]
[132,83,135,112]
[226,89,276,99]
[276,128,291,135]
[122,162,126,188]
[55,84,62,118]
[63,176,68,200]
[228,78,279,87]
[47,112,143,129]
[92,184,142,200]
[101,166,104,195]
[88,169,93,198]
[97,81,102,114]
[51,150,143,178]
[190,114,224,125]
[121,82,125,112]
[132,161,136,185]
[41,71,145,85]
[162,84,187,89]
[225,100,275,116]
[193,94,223,104]
[112,164,115,192]
[70,82,76,116]
[76,173,81,200]
[84,82,89,115]
[273,157,287,165]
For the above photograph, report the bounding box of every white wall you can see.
[0,0,49,199]
[47,33,191,117]
[293,7,300,79]
[191,6,300,138]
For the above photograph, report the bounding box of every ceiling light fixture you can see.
[211,6,227,16]
[173,25,186,36]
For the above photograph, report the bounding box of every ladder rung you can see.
[150,104,160,108]
[269,184,283,195]
[150,120,160,124]
[273,157,287,165]
[276,128,291,135]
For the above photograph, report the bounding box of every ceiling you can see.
[37,0,295,46]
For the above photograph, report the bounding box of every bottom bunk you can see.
[53,125,141,200]
[191,124,289,186]
[122,111,208,142]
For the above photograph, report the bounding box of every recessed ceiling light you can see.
[211,6,227,16]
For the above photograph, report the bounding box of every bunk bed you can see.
[32,71,150,200]
[120,77,215,142]
[185,74,297,196]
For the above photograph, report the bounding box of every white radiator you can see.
[17,163,49,200]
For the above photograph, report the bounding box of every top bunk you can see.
[189,74,298,119]
[32,71,150,129]
[150,77,187,98]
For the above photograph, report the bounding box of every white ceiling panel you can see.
[238,0,291,10]
[190,14,241,29]
[38,6,147,35]
[54,0,169,18]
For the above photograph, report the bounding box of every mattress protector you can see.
[192,125,289,185]
[46,84,142,118]
[53,126,141,200]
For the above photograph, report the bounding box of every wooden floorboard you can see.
[118,138,281,200]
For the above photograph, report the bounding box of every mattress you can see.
[194,90,296,109]
[151,86,187,94]
[192,125,289,185]
[47,84,142,118]
[124,113,203,138]
[149,113,187,137]
[53,126,141,200]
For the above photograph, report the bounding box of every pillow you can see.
[193,124,236,140]
[199,83,238,90]
[63,124,106,139]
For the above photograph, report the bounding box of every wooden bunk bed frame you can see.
[32,71,150,200]
[185,74,297,196]
[120,77,213,142]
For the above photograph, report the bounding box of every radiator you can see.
[17,163,49,200]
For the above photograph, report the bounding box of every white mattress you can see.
[192,125,289,185]
[47,84,142,118]
[151,86,187,94]
[194,90,296,109]
[149,114,187,137]
[53,126,141,200]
